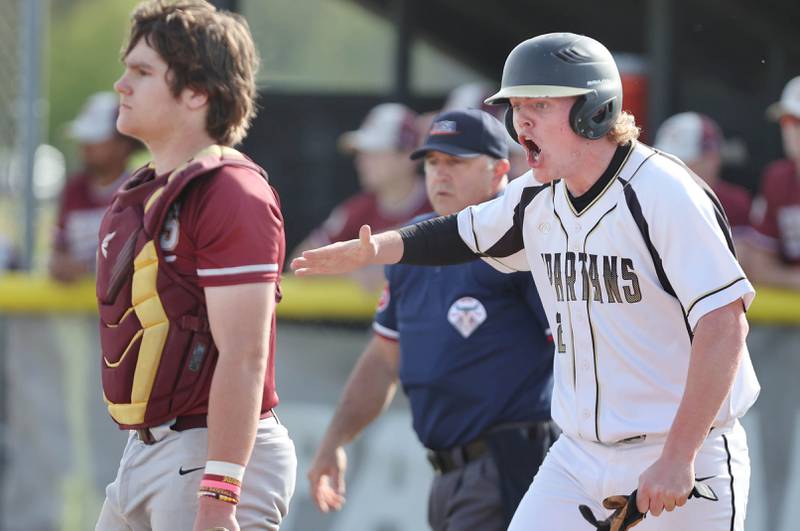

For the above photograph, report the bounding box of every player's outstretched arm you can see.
[291,225,404,276]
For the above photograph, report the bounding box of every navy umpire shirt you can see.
[373,216,554,450]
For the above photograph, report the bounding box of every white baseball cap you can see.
[766,76,800,121]
[339,103,419,153]
[653,112,722,163]
[67,92,120,143]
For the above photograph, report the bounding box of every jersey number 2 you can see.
[555,312,567,354]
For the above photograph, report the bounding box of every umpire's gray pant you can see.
[428,452,505,531]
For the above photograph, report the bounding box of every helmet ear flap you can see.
[570,91,619,139]
[569,95,588,137]
[504,105,519,144]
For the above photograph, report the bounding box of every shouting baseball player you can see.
[95,2,296,530]
[293,33,759,530]
[307,109,556,530]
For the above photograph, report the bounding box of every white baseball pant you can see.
[509,419,750,530]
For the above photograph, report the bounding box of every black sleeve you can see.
[398,214,479,265]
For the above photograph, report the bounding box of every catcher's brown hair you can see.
[122,0,260,146]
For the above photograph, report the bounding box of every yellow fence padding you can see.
[0,273,380,320]
[745,286,800,325]
[0,274,98,313]
[0,272,798,324]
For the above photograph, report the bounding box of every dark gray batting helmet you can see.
[486,32,623,141]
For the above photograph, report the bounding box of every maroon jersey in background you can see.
[311,183,431,245]
[750,159,800,264]
[54,170,128,269]
[713,180,752,232]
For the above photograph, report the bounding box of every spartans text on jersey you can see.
[540,252,641,304]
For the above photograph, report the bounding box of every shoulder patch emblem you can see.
[447,296,487,338]
[376,284,390,313]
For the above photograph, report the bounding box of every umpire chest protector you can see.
[96,145,266,429]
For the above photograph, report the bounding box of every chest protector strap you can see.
[96,145,268,429]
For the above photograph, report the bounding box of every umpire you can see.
[307,109,556,530]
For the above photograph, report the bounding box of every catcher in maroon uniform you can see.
[94,2,296,530]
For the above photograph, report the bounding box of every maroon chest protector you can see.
[95,146,268,429]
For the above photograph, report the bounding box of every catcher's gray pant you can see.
[508,419,750,531]
[95,415,296,530]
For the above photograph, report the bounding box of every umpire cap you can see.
[410,109,509,160]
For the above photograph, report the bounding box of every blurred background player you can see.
[49,91,139,282]
[744,75,800,290]
[307,109,556,531]
[292,102,430,290]
[654,111,752,234]
[737,75,800,531]
[293,102,429,251]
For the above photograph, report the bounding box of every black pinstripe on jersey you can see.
[621,151,740,342]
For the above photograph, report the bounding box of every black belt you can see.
[426,420,552,474]
[427,437,489,474]
[135,410,274,445]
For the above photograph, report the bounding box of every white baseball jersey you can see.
[456,141,760,443]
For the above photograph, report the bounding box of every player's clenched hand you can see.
[193,496,239,531]
[636,455,694,517]
[308,444,347,512]
[292,225,379,277]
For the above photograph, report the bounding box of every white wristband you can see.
[205,460,245,481]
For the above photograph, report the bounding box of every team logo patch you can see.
[430,120,458,135]
[447,296,487,338]
[376,284,390,313]
[101,231,116,259]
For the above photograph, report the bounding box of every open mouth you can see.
[520,135,541,166]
